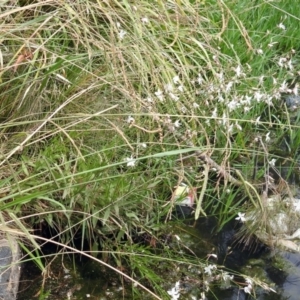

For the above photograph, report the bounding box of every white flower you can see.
[204,264,216,276]
[177,85,184,92]
[256,48,263,55]
[167,281,180,300]
[293,200,300,212]
[243,95,252,105]
[254,91,264,102]
[244,278,253,294]
[118,29,126,40]
[193,102,199,109]
[221,271,234,288]
[234,65,244,77]
[211,108,217,118]
[278,57,287,68]
[197,74,204,85]
[126,156,136,167]
[269,158,276,166]
[244,285,252,294]
[255,116,260,125]
[169,92,179,101]
[139,143,147,148]
[265,132,271,142]
[228,100,239,111]
[235,212,246,223]
[264,96,273,106]
[279,81,289,93]
[222,272,233,282]
[145,96,153,102]
[217,72,224,82]
[173,76,180,84]
[164,83,173,92]
[155,89,164,101]
[277,23,286,30]
[141,17,149,24]
[218,94,224,103]
[174,120,181,128]
[235,121,242,131]
[225,81,233,92]
[227,123,234,133]
[127,116,135,124]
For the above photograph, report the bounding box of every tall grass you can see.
[1,0,300,298]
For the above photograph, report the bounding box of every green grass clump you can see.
[1,0,300,298]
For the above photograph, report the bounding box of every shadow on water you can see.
[195,217,300,300]
[17,216,300,299]
[18,253,135,300]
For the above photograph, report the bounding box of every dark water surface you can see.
[17,217,300,299]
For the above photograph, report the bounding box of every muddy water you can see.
[17,218,300,300]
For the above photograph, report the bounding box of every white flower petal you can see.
[277,23,286,30]
[126,156,136,167]
[169,92,179,101]
[178,85,184,92]
[173,76,180,84]
[119,29,126,40]
[235,212,246,222]
[167,281,181,300]
[127,116,135,123]
[174,120,181,128]
[141,17,149,24]
[155,89,164,101]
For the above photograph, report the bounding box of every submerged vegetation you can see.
[1,0,300,298]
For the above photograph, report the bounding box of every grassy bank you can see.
[1,0,300,298]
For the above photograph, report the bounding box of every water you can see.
[17,218,300,299]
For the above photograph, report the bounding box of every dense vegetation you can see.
[1,0,300,298]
